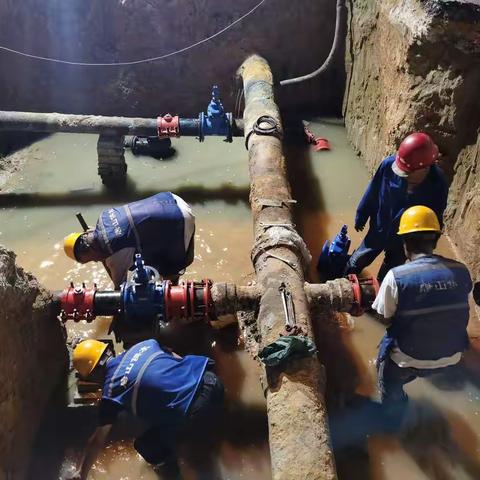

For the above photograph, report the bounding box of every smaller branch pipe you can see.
[53,278,372,322]
[0,111,243,138]
[52,282,261,324]
[280,0,346,86]
[0,111,159,136]
[305,279,355,312]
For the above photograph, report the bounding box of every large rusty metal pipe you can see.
[239,55,337,480]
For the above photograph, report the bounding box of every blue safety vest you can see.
[356,156,448,249]
[102,339,208,425]
[379,255,472,362]
[95,192,189,275]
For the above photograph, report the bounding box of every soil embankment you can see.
[0,247,67,479]
[344,0,480,298]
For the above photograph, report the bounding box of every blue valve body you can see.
[199,85,232,141]
[317,224,351,280]
[122,254,166,321]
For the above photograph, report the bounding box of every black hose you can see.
[280,0,346,86]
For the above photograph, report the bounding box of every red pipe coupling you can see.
[157,114,180,138]
[59,282,97,322]
[164,279,214,324]
[304,125,331,152]
[348,274,379,316]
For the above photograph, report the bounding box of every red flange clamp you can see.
[164,279,214,324]
[59,282,97,322]
[348,274,380,317]
[164,280,188,321]
[157,114,180,138]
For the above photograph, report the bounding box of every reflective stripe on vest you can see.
[107,342,154,399]
[131,351,162,416]
[124,204,143,254]
[396,302,469,317]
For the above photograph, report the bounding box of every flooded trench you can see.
[1,119,480,479]
[1,132,269,480]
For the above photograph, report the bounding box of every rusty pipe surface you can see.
[239,55,337,480]
[0,110,244,137]
[0,111,159,136]
[305,279,355,312]
[210,283,260,316]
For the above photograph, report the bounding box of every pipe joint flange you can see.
[245,115,283,149]
[157,114,180,138]
[251,227,312,275]
[347,274,380,316]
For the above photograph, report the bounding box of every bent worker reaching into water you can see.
[344,133,448,281]
[372,206,472,406]
[66,338,224,479]
[63,191,195,288]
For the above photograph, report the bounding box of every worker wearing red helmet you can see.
[344,132,448,280]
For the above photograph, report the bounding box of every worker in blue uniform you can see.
[67,338,224,479]
[372,206,472,405]
[344,132,448,280]
[63,191,195,288]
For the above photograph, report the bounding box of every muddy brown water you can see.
[1,119,479,479]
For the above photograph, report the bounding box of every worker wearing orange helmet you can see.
[373,206,472,405]
[344,133,448,280]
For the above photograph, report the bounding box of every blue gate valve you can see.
[122,254,166,322]
[317,224,351,280]
[199,85,233,142]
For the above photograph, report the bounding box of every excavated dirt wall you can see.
[344,0,480,291]
[0,246,67,479]
[0,0,344,117]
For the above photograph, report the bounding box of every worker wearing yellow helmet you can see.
[372,206,472,406]
[63,191,195,288]
[68,338,223,479]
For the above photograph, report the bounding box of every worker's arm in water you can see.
[69,424,113,480]
[371,269,398,325]
[355,161,385,231]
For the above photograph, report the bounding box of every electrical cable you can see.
[280,0,345,86]
[0,0,267,67]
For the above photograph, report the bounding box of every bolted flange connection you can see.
[163,279,214,323]
[59,282,97,322]
[348,274,379,316]
[57,279,215,326]
[305,275,379,316]
[157,114,180,138]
